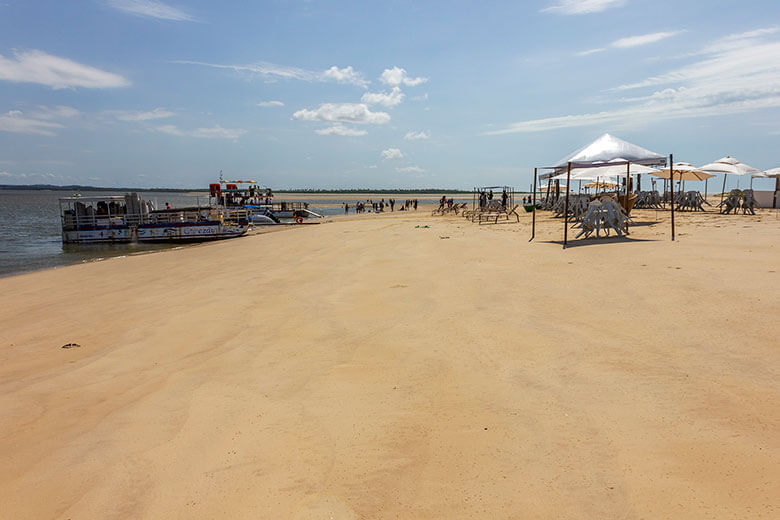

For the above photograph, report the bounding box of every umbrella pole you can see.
[531,167,537,241]
[705,178,708,203]
[563,162,571,249]
[721,174,727,205]
[626,161,630,233]
[670,154,675,241]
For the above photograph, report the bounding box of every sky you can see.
[1,0,779,190]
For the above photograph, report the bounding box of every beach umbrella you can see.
[650,162,716,198]
[650,162,715,181]
[699,157,761,203]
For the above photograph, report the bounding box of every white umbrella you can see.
[699,156,761,202]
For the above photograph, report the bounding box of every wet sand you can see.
[1,205,778,518]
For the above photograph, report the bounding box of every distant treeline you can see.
[1,184,473,194]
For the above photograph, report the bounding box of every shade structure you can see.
[550,160,658,181]
[650,162,716,181]
[698,156,761,176]
[550,133,666,168]
[753,167,780,178]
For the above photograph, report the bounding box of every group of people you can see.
[345,198,418,214]
[478,189,509,209]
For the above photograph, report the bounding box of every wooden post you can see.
[670,154,675,241]
[531,168,537,241]
[563,162,571,248]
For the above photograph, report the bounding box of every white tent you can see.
[753,167,780,178]
[548,133,666,168]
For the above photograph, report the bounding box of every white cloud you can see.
[293,103,390,125]
[489,28,780,134]
[106,0,195,22]
[361,86,404,107]
[404,130,430,140]
[30,105,80,120]
[0,171,61,181]
[156,124,246,139]
[177,60,369,87]
[315,124,368,137]
[0,106,80,136]
[612,31,683,48]
[116,108,173,121]
[397,166,426,173]
[0,49,129,89]
[381,148,404,160]
[577,48,606,56]
[543,0,626,15]
[322,66,369,88]
[578,31,682,56]
[257,100,284,107]
[380,67,428,87]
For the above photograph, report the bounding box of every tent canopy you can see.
[753,167,780,178]
[540,133,666,180]
[550,160,658,181]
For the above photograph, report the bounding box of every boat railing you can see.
[62,207,250,230]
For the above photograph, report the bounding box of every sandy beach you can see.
[1,206,778,518]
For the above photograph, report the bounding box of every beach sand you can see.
[1,205,778,518]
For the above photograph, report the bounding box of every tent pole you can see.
[531,167,537,241]
[670,154,675,241]
[545,178,552,204]
[563,162,571,249]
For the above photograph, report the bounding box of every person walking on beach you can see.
[501,189,508,208]
[344,203,349,215]
[390,198,395,211]
[413,199,418,210]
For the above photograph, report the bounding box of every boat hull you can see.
[62,227,133,244]
[136,221,249,242]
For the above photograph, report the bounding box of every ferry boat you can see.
[59,193,250,244]
[212,179,323,224]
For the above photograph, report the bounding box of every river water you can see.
[0,189,348,278]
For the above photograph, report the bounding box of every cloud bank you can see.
[489,27,780,133]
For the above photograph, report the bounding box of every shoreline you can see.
[1,207,778,518]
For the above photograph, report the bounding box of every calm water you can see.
[0,190,346,278]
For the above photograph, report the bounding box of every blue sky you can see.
[1,0,779,189]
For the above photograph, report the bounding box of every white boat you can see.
[59,193,250,244]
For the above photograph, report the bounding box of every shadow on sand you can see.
[541,235,660,248]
